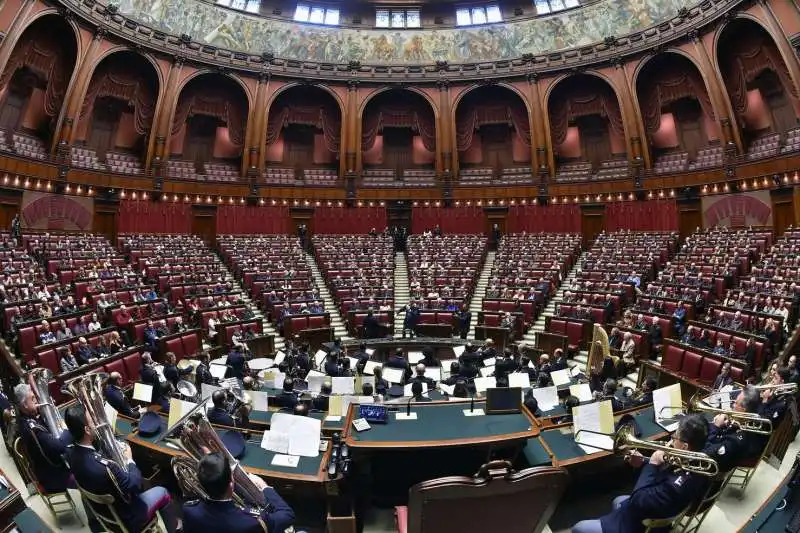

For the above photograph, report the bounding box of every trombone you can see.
[752,383,798,396]
[688,394,773,435]
[614,424,719,477]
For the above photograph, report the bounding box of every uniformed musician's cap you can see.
[221,430,246,459]
[387,385,403,398]
[138,412,162,437]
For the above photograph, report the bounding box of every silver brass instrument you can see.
[753,383,798,396]
[27,368,66,438]
[176,380,198,402]
[614,424,719,477]
[66,374,130,471]
[179,412,266,510]
[688,394,773,435]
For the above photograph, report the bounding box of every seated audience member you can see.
[58,347,79,373]
[712,362,733,391]
[183,452,296,533]
[38,321,56,345]
[74,337,95,365]
[107,331,125,353]
[104,372,141,419]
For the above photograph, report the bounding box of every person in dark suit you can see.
[373,368,389,397]
[163,351,194,389]
[454,304,471,339]
[104,372,140,419]
[225,346,247,380]
[551,349,569,372]
[648,316,663,357]
[272,378,299,410]
[704,386,764,473]
[324,353,342,377]
[208,390,236,427]
[572,414,710,533]
[711,362,733,391]
[400,302,420,338]
[14,383,73,494]
[408,364,435,388]
[410,381,431,402]
[387,348,409,369]
[0,386,12,437]
[673,301,688,336]
[139,353,160,390]
[630,377,657,408]
[312,384,332,411]
[195,352,217,388]
[183,451,296,533]
[599,379,624,413]
[480,339,498,361]
[64,405,172,533]
[143,319,160,352]
[494,349,518,381]
[362,309,381,339]
[74,337,96,366]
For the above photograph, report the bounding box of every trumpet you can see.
[614,424,719,477]
[752,383,798,396]
[687,394,773,435]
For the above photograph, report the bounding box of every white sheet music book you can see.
[332,377,355,395]
[266,371,286,390]
[200,384,222,400]
[483,357,496,367]
[653,383,683,432]
[569,383,593,403]
[408,351,424,364]
[706,384,734,410]
[209,364,227,380]
[479,366,495,378]
[306,369,326,379]
[347,357,360,369]
[210,356,227,366]
[570,366,582,377]
[314,350,327,367]
[404,382,429,397]
[153,364,167,383]
[261,413,321,457]
[530,386,558,411]
[439,359,458,378]
[474,377,496,393]
[508,373,531,389]
[249,390,269,412]
[132,383,153,402]
[365,348,375,356]
[168,398,198,431]
[573,400,614,454]
[382,367,405,384]
[307,374,326,393]
[423,367,442,382]
[452,346,466,357]
[439,383,455,396]
[103,402,118,431]
[550,369,572,387]
[363,361,381,375]
[274,351,287,367]
[247,358,273,371]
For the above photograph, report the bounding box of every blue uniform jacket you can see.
[208,407,235,427]
[183,487,295,533]
[19,414,72,493]
[599,463,708,533]
[226,351,247,380]
[66,445,149,532]
[104,385,138,418]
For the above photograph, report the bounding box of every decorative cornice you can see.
[54,0,748,83]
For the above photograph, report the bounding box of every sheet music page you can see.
[569,383,593,403]
[530,386,558,411]
[404,382,429,396]
[249,390,269,412]
[365,348,375,356]
[328,395,344,417]
[274,351,286,367]
[479,366,495,377]
[550,369,571,387]
[424,367,442,382]
[209,364,227,380]
[439,383,455,396]
[347,357,360,369]
[382,367,405,384]
[261,430,290,455]
[361,375,376,389]
[573,400,614,454]
[332,377,355,395]
[307,375,325,393]
[474,376,496,393]
[168,398,198,430]
[268,413,321,457]
[132,383,153,402]
[363,361,381,375]
[706,384,734,410]
[508,373,531,389]
[483,357,496,367]
[314,350,327,367]
[408,351,424,364]
[452,346,466,357]
[439,359,458,378]
[305,369,326,379]
[653,383,682,431]
[200,383,222,400]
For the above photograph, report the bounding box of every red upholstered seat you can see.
[182,334,199,358]
[354,314,366,326]
[699,357,722,385]
[716,333,731,347]
[123,353,143,381]
[550,320,566,335]
[420,313,436,325]
[732,337,746,355]
[290,316,307,333]
[498,302,516,313]
[662,345,684,372]
[484,314,500,327]
[134,323,147,342]
[105,359,128,385]
[566,322,583,348]
[308,315,326,329]
[483,300,500,312]
[166,337,184,358]
[38,350,58,375]
[730,366,744,383]
[681,352,703,378]
[49,380,65,405]
[520,302,535,321]
[18,327,37,359]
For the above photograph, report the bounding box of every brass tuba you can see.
[66,374,130,471]
[177,412,266,510]
[614,424,719,477]
[27,368,66,438]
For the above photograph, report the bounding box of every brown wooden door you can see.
[581,206,605,249]
[192,214,216,245]
[93,210,117,244]
[678,199,702,240]
[773,199,793,236]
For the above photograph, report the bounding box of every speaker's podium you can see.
[475,325,511,351]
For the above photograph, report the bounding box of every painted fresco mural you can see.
[115,0,695,64]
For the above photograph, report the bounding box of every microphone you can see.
[470,390,475,413]
[406,395,414,417]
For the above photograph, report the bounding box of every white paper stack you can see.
[260,413,321,457]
